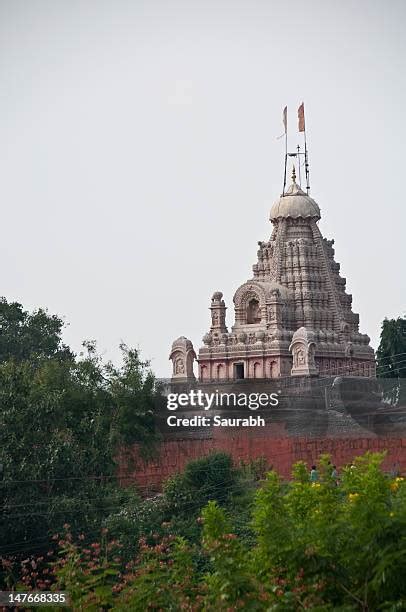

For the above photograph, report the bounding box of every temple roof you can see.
[270,167,321,221]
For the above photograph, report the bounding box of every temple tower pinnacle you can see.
[170,116,375,381]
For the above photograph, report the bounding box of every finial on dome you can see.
[291,165,297,183]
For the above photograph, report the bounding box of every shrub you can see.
[8,451,406,610]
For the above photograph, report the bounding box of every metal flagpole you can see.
[298,102,310,194]
[297,144,301,186]
[304,130,310,194]
[282,106,288,196]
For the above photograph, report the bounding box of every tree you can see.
[0,302,161,555]
[376,316,406,405]
[376,316,406,379]
[0,297,73,363]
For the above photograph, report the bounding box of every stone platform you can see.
[156,377,406,440]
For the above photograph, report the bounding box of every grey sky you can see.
[0,0,405,376]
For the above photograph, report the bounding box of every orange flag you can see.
[298,102,305,132]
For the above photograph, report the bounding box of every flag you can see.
[277,106,288,139]
[283,106,287,134]
[298,102,305,132]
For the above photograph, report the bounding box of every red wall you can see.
[118,432,406,491]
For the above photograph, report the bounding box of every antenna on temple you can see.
[296,145,301,186]
[298,102,310,194]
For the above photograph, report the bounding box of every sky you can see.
[0,0,405,376]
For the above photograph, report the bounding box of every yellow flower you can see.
[395,477,404,482]
[348,493,359,502]
[389,512,394,517]
[311,483,321,488]
[390,482,399,492]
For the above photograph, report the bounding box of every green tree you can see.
[115,535,200,611]
[0,297,73,362]
[201,501,259,610]
[376,316,406,378]
[104,452,242,560]
[250,453,406,609]
[0,303,161,557]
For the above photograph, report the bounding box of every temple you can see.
[170,165,375,382]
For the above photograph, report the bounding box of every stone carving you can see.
[345,342,354,358]
[247,298,261,324]
[169,337,196,382]
[237,332,247,344]
[210,291,228,333]
[175,356,185,374]
[308,343,316,367]
[297,348,305,366]
[289,327,319,377]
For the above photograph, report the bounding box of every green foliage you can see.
[291,460,309,483]
[251,452,406,609]
[201,501,259,610]
[0,298,73,363]
[52,526,121,610]
[377,316,406,378]
[2,295,406,609]
[103,343,164,449]
[4,451,406,610]
[115,535,201,611]
[167,451,238,509]
[103,493,166,562]
[104,452,242,561]
[183,452,235,496]
[239,456,269,481]
[0,302,161,555]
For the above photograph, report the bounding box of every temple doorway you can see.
[234,363,245,380]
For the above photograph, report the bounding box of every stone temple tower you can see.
[170,166,375,382]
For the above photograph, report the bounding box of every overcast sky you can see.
[0,0,405,376]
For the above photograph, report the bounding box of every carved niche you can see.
[289,327,319,377]
[247,298,261,324]
[233,283,267,328]
[169,337,196,382]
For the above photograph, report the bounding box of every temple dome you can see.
[270,168,320,221]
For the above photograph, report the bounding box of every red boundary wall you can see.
[118,434,406,490]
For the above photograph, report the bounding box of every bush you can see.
[103,452,242,560]
[8,451,406,609]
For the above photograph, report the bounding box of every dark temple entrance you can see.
[234,363,245,380]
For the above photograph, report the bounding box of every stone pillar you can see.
[266,288,283,331]
[210,292,228,333]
